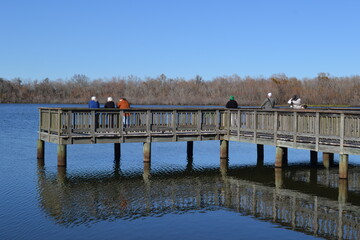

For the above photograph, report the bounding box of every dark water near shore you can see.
[2,104,360,240]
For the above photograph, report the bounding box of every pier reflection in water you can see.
[37,159,360,240]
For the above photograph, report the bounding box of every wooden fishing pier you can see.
[37,107,360,179]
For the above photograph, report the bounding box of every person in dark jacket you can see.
[88,96,100,108]
[225,96,238,127]
[104,97,116,108]
[226,96,238,108]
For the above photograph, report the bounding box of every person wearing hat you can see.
[261,92,276,109]
[225,96,238,108]
[225,96,238,127]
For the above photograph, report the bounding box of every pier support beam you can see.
[274,168,283,188]
[57,166,67,184]
[322,152,334,169]
[187,141,193,160]
[143,142,151,162]
[339,154,348,179]
[310,151,318,166]
[275,146,287,168]
[338,179,348,203]
[37,139,45,159]
[114,143,121,161]
[143,162,151,183]
[220,140,228,159]
[257,144,264,167]
[220,158,228,176]
[57,144,67,167]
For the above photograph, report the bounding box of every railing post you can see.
[315,112,320,151]
[226,110,231,138]
[253,111,257,143]
[293,112,297,145]
[197,110,202,137]
[237,109,241,141]
[340,113,345,153]
[273,111,278,144]
[146,110,151,141]
[216,110,220,137]
[67,110,72,143]
[91,110,96,143]
[172,110,177,140]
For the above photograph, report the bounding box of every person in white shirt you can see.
[288,95,302,109]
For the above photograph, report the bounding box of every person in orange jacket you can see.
[117,98,131,127]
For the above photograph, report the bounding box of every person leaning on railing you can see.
[225,95,238,108]
[88,96,100,108]
[117,98,131,127]
[288,95,302,109]
[104,97,116,108]
[261,93,276,109]
[88,96,100,128]
[225,96,238,126]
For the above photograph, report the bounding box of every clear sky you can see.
[1,0,359,81]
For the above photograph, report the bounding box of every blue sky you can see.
[1,0,359,81]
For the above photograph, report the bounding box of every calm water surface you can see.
[1,104,360,240]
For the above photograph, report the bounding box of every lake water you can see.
[2,104,360,240]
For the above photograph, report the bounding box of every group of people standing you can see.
[88,96,130,109]
[225,93,307,109]
[88,96,131,127]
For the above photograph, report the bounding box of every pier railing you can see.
[39,107,360,154]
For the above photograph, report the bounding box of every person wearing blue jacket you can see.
[88,96,100,108]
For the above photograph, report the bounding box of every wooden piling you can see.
[310,151,318,166]
[220,158,228,176]
[322,152,334,169]
[274,168,283,188]
[143,162,151,183]
[143,142,151,162]
[37,139,45,159]
[187,141,193,160]
[220,140,228,159]
[114,143,121,161]
[57,166,66,184]
[257,144,264,167]
[275,146,287,167]
[57,144,67,167]
[338,179,348,203]
[339,154,348,179]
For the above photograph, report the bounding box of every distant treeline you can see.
[1,73,360,106]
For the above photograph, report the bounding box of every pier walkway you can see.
[38,107,360,178]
